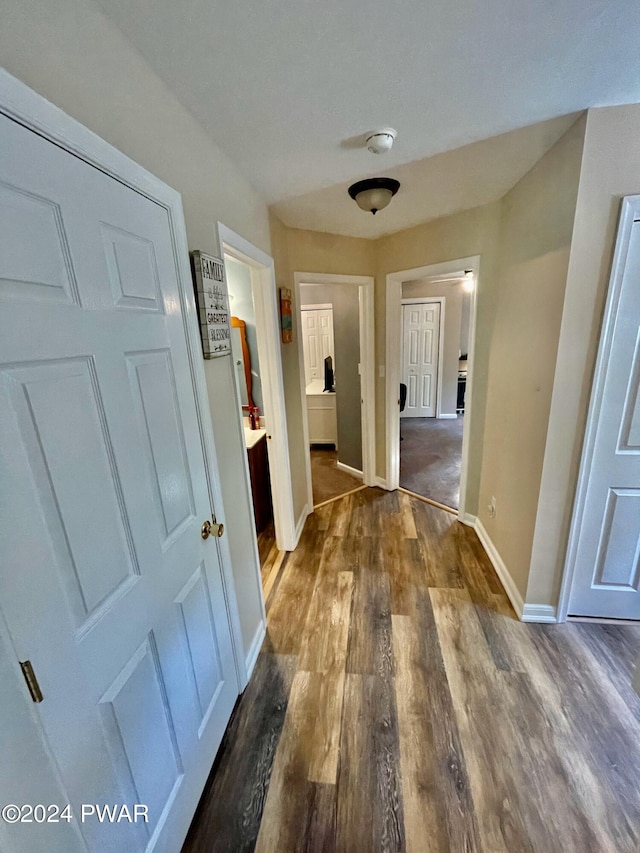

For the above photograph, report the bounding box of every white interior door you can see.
[301,306,334,384]
[568,216,640,619]
[0,112,238,851]
[401,302,440,417]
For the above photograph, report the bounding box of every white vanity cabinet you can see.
[306,379,337,445]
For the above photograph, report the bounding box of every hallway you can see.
[183,488,640,853]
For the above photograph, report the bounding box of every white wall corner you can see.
[460,512,476,527]
[521,604,558,623]
[473,518,524,619]
[375,476,389,490]
[243,620,266,688]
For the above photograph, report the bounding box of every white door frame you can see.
[294,272,376,510]
[385,255,480,520]
[0,71,248,694]
[400,297,446,419]
[218,223,298,551]
[557,195,640,622]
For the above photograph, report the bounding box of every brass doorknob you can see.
[201,519,224,540]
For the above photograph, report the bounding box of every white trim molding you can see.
[336,461,363,479]
[294,272,376,508]
[244,621,267,683]
[521,605,558,623]
[294,503,311,547]
[218,223,298,553]
[473,518,525,618]
[386,256,480,522]
[471,516,558,622]
[375,476,390,490]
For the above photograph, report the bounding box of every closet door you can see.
[301,306,334,384]
[0,107,237,852]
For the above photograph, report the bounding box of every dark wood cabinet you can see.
[247,433,273,533]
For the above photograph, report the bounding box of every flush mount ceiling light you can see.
[366,127,397,154]
[348,177,400,215]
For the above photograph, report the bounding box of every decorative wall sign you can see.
[280,287,293,343]
[191,251,231,358]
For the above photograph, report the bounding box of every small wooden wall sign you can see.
[280,287,293,343]
[191,251,231,358]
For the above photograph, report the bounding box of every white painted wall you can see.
[0,0,268,661]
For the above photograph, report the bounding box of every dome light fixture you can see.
[348,177,400,215]
[366,128,397,154]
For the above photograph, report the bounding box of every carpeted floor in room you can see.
[311,447,362,505]
[399,416,464,509]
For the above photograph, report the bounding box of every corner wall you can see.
[477,115,586,601]
[528,104,640,607]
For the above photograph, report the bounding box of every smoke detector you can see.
[366,128,397,154]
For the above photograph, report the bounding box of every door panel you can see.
[0,180,80,305]
[569,216,640,618]
[401,302,440,417]
[0,110,238,851]
[301,307,335,384]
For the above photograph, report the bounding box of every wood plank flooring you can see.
[183,487,640,853]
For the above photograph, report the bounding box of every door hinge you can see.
[20,660,43,703]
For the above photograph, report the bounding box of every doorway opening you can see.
[386,256,480,519]
[294,272,375,509]
[218,224,297,577]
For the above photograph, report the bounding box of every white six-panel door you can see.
[401,302,440,418]
[568,214,640,620]
[301,306,334,384]
[0,111,238,851]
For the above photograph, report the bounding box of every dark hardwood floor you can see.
[183,487,640,853]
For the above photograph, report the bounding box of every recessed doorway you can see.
[386,256,480,519]
[294,272,375,509]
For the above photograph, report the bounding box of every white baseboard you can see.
[375,476,389,490]
[336,461,363,479]
[473,518,524,618]
[521,604,557,623]
[293,503,310,548]
[243,620,266,687]
[460,512,476,527]
[437,413,458,419]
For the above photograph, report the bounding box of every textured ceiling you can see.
[95,0,640,235]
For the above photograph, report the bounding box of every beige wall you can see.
[478,116,586,600]
[402,279,465,416]
[270,219,375,519]
[376,203,503,512]
[1,0,270,660]
[272,204,502,518]
[528,104,640,606]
